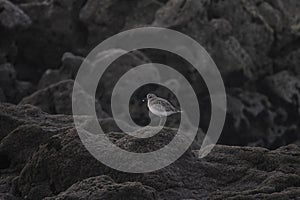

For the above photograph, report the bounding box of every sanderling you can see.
[144,93,181,126]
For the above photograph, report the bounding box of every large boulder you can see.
[0,103,298,199]
[208,0,274,78]
[18,135,300,200]
[9,111,299,200]
[203,144,300,199]
[44,175,157,200]
[0,104,120,173]
[0,103,73,141]
[20,80,107,118]
[153,0,255,86]
[0,125,59,170]
[17,128,113,200]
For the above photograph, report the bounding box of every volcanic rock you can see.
[20,79,107,118]
[44,175,157,200]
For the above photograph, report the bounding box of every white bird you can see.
[145,93,182,126]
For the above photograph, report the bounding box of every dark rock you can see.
[20,80,107,118]
[280,0,300,28]
[79,0,164,47]
[14,115,195,199]
[1,1,300,199]
[38,52,85,90]
[123,0,164,29]
[200,88,299,149]
[0,38,17,65]
[0,102,298,200]
[0,103,73,141]
[221,89,274,146]
[37,49,154,119]
[258,0,294,54]
[0,174,15,193]
[0,63,16,86]
[153,0,255,86]
[0,124,58,170]
[79,0,131,46]
[0,88,6,102]
[5,105,297,200]
[16,0,86,78]
[115,126,194,154]
[0,193,21,200]
[0,63,33,103]
[208,0,274,78]
[44,175,157,200]
[14,0,164,81]
[204,144,300,199]
[0,0,31,65]
[263,70,300,115]
[17,128,109,200]
[275,48,300,75]
[153,0,207,28]
[258,1,285,32]
[210,35,254,85]
[0,0,31,30]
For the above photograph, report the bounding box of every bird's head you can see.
[146,93,157,100]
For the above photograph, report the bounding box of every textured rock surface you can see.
[0,104,298,199]
[17,128,108,200]
[0,103,73,141]
[153,0,256,84]
[0,124,58,170]
[263,71,300,115]
[200,88,299,149]
[0,193,21,200]
[37,52,86,90]
[0,63,33,103]
[20,79,107,117]
[208,0,274,78]
[0,0,31,30]
[44,175,157,200]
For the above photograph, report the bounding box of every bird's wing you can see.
[155,98,178,112]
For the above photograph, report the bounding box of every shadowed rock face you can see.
[0,103,74,141]
[0,104,299,200]
[19,79,108,118]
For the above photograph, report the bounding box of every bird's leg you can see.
[159,117,163,127]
